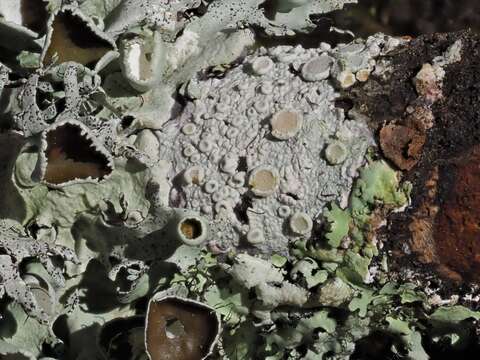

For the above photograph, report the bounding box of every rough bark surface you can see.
[351,31,480,289]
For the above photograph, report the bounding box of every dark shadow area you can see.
[0,132,27,222]
[257,0,480,49]
[332,0,480,38]
[422,329,480,360]
[53,316,103,359]
[351,331,407,360]
[99,316,145,360]
[20,0,49,34]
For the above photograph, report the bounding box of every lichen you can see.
[157,40,384,256]
[1,2,480,359]
[0,219,77,324]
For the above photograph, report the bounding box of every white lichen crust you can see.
[156,38,395,255]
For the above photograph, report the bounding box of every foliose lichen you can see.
[1,1,480,359]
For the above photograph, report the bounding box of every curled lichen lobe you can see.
[44,8,114,67]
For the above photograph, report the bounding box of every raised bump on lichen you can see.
[289,211,313,236]
[174,212,208,246]
[270,109,303,140]
[301,55,332,82]
[247,228,265,244]
[249,165,280,197]
[251,56,274,75]
[183,166,205,185]
[325,141,348,165]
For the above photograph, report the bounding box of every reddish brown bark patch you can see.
[408,167,439,266]
[380,124,425,170]
[405,146,480,283]
[432,146,480,283]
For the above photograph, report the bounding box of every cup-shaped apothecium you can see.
[38,120,114,188]
[172,211,209,247]
[42,7,116,69]
[145,295,221,360]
